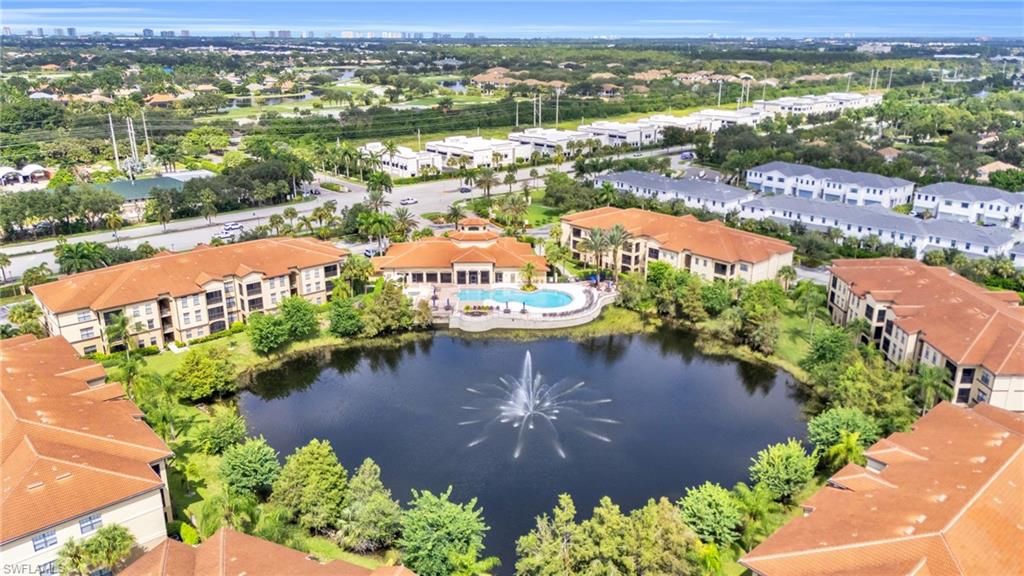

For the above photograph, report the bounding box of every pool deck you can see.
[404,282,618,332]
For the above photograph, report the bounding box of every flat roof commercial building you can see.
[746,161,915,208]
[595,170,754,215]
[1,335,173,575]
[827,258,1024,410]
[752,91,882,117]
[741,402,1024,576]
[561,207,794,283]
[741,195,1018,259]
[577,121,661,148]
[424,135,530,169]
[32,238,348,355]
[506,127,603,156]
[373,218,547,287]
[913,182,1024,229]
[359,141,440,179]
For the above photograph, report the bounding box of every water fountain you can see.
[461,351,616,458]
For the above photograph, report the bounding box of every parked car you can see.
[399,197,418,205]
[213,231,235,240]
[459,186,472,194]
[363,247,384,257]
[223,222,243,231]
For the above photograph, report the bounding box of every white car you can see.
[399,197,418,205]
[222,222,243,231]
[213,231,235,240]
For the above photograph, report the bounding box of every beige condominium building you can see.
[827,258,1024,411]
[372,218,548,286]
[560,207,795,283]
[1,335,173,576]
[31,238,348,355]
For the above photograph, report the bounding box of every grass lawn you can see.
[0,293,31,306]
[302,537,385,569]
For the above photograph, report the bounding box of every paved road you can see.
[795,265,830,286]
[0,147,687,279]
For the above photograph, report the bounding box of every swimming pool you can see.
[458,288,573,308]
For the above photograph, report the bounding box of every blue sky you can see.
[4,1,1022,38]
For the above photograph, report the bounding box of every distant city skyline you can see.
[3,0,1022,39]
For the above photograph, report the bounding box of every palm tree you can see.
[268,214,285,235]
[596,181,617,207]
[196,491,260,538]
[392,207,417,240]
[793,281,825,339]
[580,228,609,279]
[199,189,218,224]
[444,203,466,224]
[910,364,949,414]
[520,180,531,204]
[117,352,147,402]
[604,224,632,281]
[776,265,796,290]
[520,261,538,290]
[448,545,501,576]
[366,170,394,195]
[56,241,108,274]
[297,215,316,236]
[341,255,375,293]
[153,196,173,231]
[105,213,124,245]
[529,167,540,188]
[365,189,391,213]
[56,537,93,576]
[500,194,529,235]
[358,211,395,252]
[0,252,10,282]
[137,372,180,440]
[86,524,136,573]
[283,206,298,227]
[732,482,783,551]
[545,242,568,281]
[826,429,866,470]
[503,169,517,194]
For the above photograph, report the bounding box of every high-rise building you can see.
[307,30,315,38]
[160,30,175,37]
[37,27,44,37]
[277,30,291,38]
[250,30,257,37]
[53,28,64,36]
[268,30,276,37]
[2,27,12,36]
[180,29,189,37]
[67,27,76,37]
[142,28,154,37]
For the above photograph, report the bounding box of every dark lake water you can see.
[240,327,806,570]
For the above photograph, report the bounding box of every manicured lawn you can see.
[302,537,385,569]
[0,292,31,306]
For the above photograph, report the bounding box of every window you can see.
[224,283,234,294]
[80,327,95,340]
[246,282,262,296]
[33,529,58,551]
[83,345,97,355]
[145,303,153,315]
[411,273,424,283]
[77,310,92,323]
[80,513,102,534]
[425,272,438,283]
[186,330,193,340]
[739,263,749,272]
[192,295,200,307]
[495,272,504,283]
[183,312,191,325]
[955,388,971,404]
[132,306,141,317]
[960,368,975,384]
[194,311,203,323]
[440,272,452,284]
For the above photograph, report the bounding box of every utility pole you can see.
[140,109,152,155]
[538,94,542,127]
[125,117,138,160]
[108,113,121,170]
[887,67,894,90]
[716,81,722,106]
[417,128,421,150]
[554,90,559,124]
[846,73,852,91]
[515,99,519,126]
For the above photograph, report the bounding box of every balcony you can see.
[205,291,223,306]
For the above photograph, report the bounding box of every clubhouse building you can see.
[560,207,795,283]
[31,238,348,355]
[372,218,548,286]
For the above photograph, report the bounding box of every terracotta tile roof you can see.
[457,217,490,227]
[122,527,412,576]
[32,238,348,313]
[830,258,1024,376]
[372,236,546,271]
[741,402,1024,576]
[447,230,500,242]
[563,207,794,264]
[1,336,171,543]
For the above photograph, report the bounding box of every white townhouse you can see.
[752,92,882,117]
[687,107,764,130]
[1011,244,1024,268]
[507,127,604,156]
[424,135,531,169]
[913,182,1024,229]
[359,141,440,178]
[577,120,662,148]
[746,161,915,208]
[595,170,754,215]
[741,195,1018,259]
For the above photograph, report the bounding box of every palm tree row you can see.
[578,224,632,281]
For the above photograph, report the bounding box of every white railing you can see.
[447,289,617,332]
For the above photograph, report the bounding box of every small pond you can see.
[240,327,806,570]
